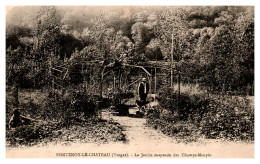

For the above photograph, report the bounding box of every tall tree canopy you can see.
[6,6,254,94]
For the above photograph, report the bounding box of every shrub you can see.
[158,87,209,121]
[6,89,126,147]
[200,95,254,141]
[147,87,254,142]
[69,91,97,117]
[6,121,62,147]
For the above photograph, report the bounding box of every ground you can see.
[6,106,254,158]
[103,107,176,145]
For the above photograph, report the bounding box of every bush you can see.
[69,91,97,117]
[6,121,62,147]
[68,63,84,85]
[158,87,209,121]
[146,113,200,143]
[6,89,126,147]
[146,87,254,142]
[200,95,254,141]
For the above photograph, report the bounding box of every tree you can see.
[131,22,150,55]
[146,38,163,60]
[6,25,32,49]
[111,31,134,64]
[6,47,30,106]
[157,7,188,61]
[231,9,254,94]
[31,7,63,87]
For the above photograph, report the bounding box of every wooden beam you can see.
[122,77,142,90]
[52,68,63,73]
[63,69,68,79]
[122,64,151,76]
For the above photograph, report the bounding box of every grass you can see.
[146,115,201,144]
[172,82,206,95]
[6,117,126,147]
[6,88,126,147]
[146,87,254,143]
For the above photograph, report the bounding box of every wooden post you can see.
[118,68,122,104]
[100,70,103,98]
[61,74,63,107]
[149,74,151,95]
[81,63,84,93]
[171,33,174,88]
[178,71,181,97]
[60,71,65,123]
[151,69,153,93]
[49,53,52,92]
[113,73,116,92]
[119,68,121,90]
[155,54,157,94]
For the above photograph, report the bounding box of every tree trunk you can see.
[100,67,106,98]
[171,33,174,88]
[13,83,19,107]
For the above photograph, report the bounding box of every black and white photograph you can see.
[4,5,254,158]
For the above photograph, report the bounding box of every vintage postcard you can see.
[5,6,254,158]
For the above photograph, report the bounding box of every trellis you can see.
[49,57,181,106]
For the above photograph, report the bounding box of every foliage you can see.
[6,122,61,147]
[157,7,188,60]
[147,86,254,141]
[200,95,254,141]
[6,111,126,147]
[158,87,209,121]
[6,6,254,146]
[6,6,254,95]
[6,25,33,49]
[6,89,126,147]
[6,46,29,87]
[68,91,97,117]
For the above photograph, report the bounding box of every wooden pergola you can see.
[50,58,181,106]
[102,60,180,98]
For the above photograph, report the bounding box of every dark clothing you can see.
[137,82,149,107]
[138,82,149,95]
[136,99,147,108]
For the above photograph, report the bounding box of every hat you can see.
[141,77,147,82]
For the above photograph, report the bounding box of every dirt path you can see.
[99,107,254,158]
[102,107,175,146]
[6,107,254,158]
